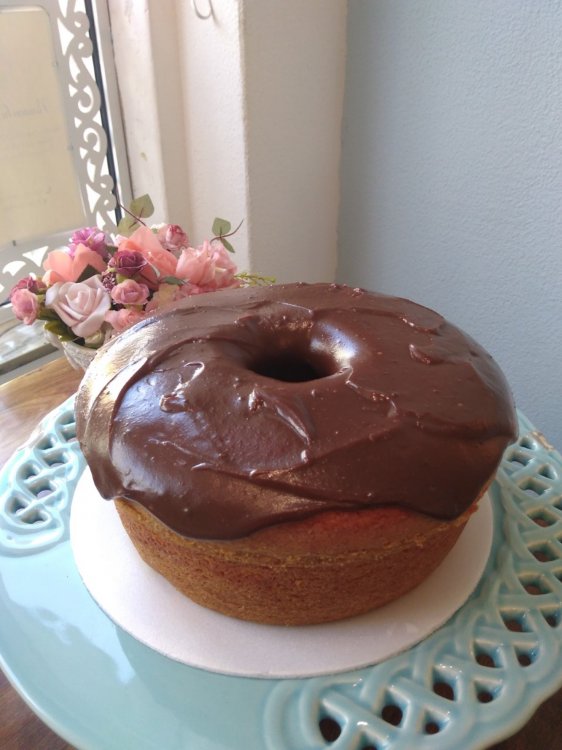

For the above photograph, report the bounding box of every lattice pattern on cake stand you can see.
[0,400,81,556]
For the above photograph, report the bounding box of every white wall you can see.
[240,0,346,282]
[175,0,250,263]
[108,0,190,229]
[338,0,562,450]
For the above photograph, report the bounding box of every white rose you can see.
[45,276,111,338]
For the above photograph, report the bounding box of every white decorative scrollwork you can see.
[58,1,116,225]
[0,0,130,304]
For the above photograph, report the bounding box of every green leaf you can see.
[221,237,235,254]
[76,264,100,283]
[160,276,186,286]
[129,194,154,220]
[37,308,59,321]
[43,320,74,341]
[212,217,231,237]
[116,214,138,236]
[116,195,155,236]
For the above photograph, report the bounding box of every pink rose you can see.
[210,242,239,289]
[117,226,177,284]
[110,279,150,306]
[45,276,111,338]
[176,242,215,286]
[176,240,238,290]
[155,223,189,253]
[105,308,145,332]
[10,274,46,298]
[11,288,39,325]
[108,249,148,277]
[43,243,107,285]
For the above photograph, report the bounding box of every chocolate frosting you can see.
[75,283,517,540]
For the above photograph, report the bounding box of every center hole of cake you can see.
[250,353,326,383]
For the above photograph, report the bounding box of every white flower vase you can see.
[44,330,98,372]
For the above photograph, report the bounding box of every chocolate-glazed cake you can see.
[75,283,517,624]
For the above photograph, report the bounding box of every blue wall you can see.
[338,0,562,449]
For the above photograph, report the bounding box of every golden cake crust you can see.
[115,494,480,625]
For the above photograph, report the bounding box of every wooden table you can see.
[0,357,560,749]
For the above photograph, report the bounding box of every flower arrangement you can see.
[10,195,272,352]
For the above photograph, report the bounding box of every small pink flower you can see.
[108,249,147,277]
[69,227,108,259]
[176,240,238,290]
[155,224,189,253]
[105,307,146,332]
[45,276,111,338]
[43,243,107,285]
[10,275,46,299]
[111,279,150,306]
[101,271,117,293]
[11,288,39,325]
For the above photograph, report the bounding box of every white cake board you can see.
[70,469,493,679]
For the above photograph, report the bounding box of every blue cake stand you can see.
[1,397,561,750]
